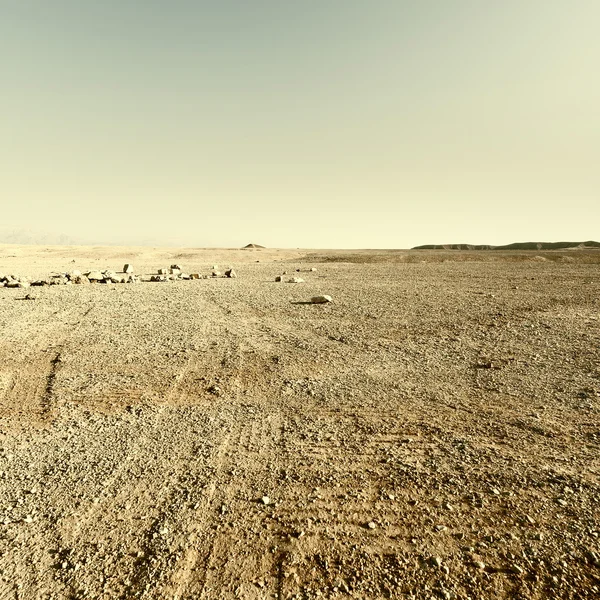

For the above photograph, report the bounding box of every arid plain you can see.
[0,245,599,600]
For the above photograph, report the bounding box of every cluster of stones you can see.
[0,273,32,288]
[275,267,317,283]
[149,264,237,282]
[0,265,141,288]
[1,263,239,289]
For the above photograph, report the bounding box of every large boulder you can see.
[71,275,90,285]
[86,271,104,281]
[123,264,134,274]
[50,275,69,285]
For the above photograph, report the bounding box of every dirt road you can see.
[0,246,599,599]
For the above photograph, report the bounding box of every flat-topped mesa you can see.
[412,240,600,250]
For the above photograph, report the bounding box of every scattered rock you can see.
[510,564,524,574]
[261,496,271,505]
[288,277,304,284]
[225,269,237,278]
[123,264,134,273]
[311,295,332,304]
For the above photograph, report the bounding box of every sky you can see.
[1,0,598,248]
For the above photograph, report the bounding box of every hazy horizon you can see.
[2,1,598,248]
[1,225,600,250]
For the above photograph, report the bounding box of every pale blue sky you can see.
[1,1,598,247]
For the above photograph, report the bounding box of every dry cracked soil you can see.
[0,245,599,600]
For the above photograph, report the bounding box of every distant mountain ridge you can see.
[0,228,78,246]
[412,241,600,250]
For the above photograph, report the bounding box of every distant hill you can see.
[412,241,600,250]
[243,243,265,249]
[0,228,77,246]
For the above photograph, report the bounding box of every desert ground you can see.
[0,245,599,600]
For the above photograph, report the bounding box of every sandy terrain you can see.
[0,245,599,600]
